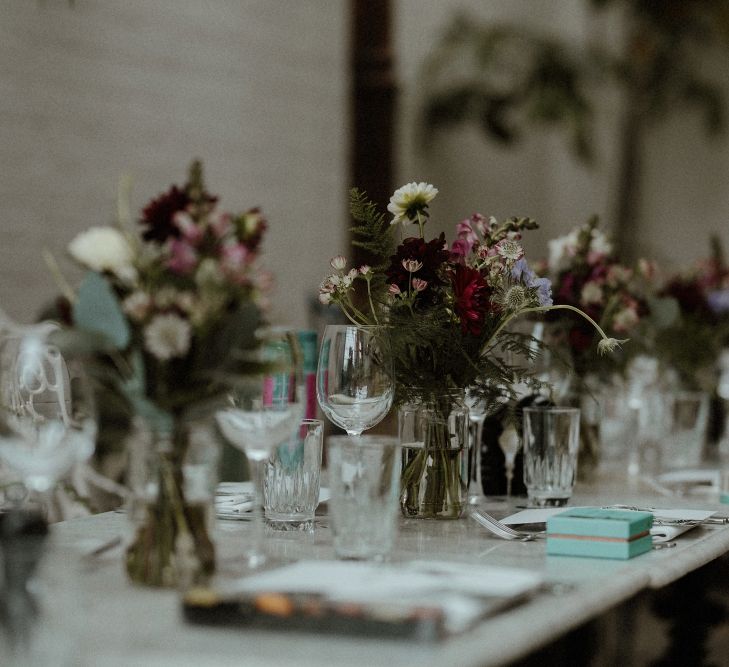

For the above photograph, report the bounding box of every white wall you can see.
[0,0,348,328]
[394,0,729,268]
[3,0,728,332]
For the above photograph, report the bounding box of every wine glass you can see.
[316,325,394,437]
[498,424,521,499]
[465,389,488,505]
[0,325,96,663]
[216,327,304,568]
[0,325,97,516]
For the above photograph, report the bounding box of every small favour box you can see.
[546,508,653,560]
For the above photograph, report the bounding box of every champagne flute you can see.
[0,326,97,515]
[316,325,393,437]
[216,327,303,568]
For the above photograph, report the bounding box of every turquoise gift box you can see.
[546,508,653,560]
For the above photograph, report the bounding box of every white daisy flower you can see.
[68,226,136,279]
[144,313,192,360]
[387,182,438,226]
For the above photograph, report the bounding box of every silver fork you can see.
[470,508,545,541]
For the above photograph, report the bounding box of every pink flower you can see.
[411,278,428,292]
[166,239,198,275]
[587,250,607,266]
[173,211,204,245]
[450,238,471,261]
[209,211,233,239]
[456,219,479,247]
[220,242,251,281]
[388,283,402,295]
[359,265,372,276]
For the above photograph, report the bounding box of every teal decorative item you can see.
[546,508,653,560]
[73,271,130,350]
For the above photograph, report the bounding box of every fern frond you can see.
[349,188,394,266]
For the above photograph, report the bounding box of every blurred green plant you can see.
[422,0,729,260]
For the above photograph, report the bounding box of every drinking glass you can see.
[0,326,97,515]
[216,327,304,568]
[660,391,709,471]
[263,418,323,531]
[327,435,400,560]
[522,407,580,507]
[465,390,487,505]
[316,325,393,436]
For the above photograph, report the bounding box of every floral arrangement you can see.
[546,217,652,377]
[320,184,620,407]
[53,160,269,586]
[655,237,729,390]
[58,160,269,420]
[319,183,621,518]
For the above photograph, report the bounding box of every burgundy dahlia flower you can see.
[450,264,491,335]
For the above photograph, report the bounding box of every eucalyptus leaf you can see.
[73,272,130,350]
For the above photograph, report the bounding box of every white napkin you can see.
[500,506,717,543]
[214,482,331,519]
[233,559,543,634]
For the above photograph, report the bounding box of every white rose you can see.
[68,226,136,279]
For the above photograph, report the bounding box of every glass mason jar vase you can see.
[399,391,469,519]
[125,413,220,588]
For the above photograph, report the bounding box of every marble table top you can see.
[33,471,729,667]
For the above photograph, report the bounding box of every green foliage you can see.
[422,3,729,160]
[73,272,130,350]
[349,188,393,268]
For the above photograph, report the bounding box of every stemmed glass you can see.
[498,424,521,499]
[465,390,488,505]
[316,325,394,437]
[216,328,304,568]
[0,326,96,662]
[0,325,97,515]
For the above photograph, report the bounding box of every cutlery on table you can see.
[470,509,545,541]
